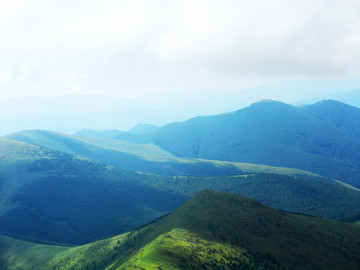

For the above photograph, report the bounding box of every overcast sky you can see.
[0,0,360,99]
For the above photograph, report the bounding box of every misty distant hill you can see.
[1,85,359,136]
[0,91,257,136]
[74,128,126,138]
[124,100,360,188]
[303,99,360,140]
[305,89,360,108]
[74,124,158,139]
[128,123,158,135]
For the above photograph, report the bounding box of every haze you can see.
[0,0,360,134]
[1,0,360,97]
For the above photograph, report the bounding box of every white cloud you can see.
[0,0,359,98]
[0,69,12,86]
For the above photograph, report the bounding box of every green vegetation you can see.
[120,228,270,270]
[1,137,360,245]
[2,190,360,269]
[3,129,325,177]
[134,173,360,220]
[0,235,70,270]
[2,100,360,269]
[0,139,188,244]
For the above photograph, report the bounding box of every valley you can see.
[1,99,360,269]
[2,3,360,268]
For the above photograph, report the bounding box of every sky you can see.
[0,0,360,99]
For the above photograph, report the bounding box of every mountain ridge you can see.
[118,99,360,187]
[2,190,360,269]
[3,129,327,178]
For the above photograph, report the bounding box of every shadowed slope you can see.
[0,138,189,244]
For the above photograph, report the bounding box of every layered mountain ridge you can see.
[114,99,360,188]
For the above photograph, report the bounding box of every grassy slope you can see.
[2,190,360,270]
[3,130,179,174]
[0,138,189,244]
[120,228,253,270]
[3,130,324,177]
[0,235,70,270]
[118,191,360,270]
[2,135,360,245]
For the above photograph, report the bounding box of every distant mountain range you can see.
[115,99,360,188]
[128,123,159,135]
[303,99,360,140]
[301,88,360,108]
[1,190,360,269]
[0,91,254,135]
[74,124,158,139]
[74,128,126,138]
[1,83,359,136]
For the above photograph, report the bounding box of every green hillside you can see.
[136,173,360,219]
[2,190,360,269]
[1,136,360,247]
[0,138,189,244]
[122,100,360,188]
[4,129,336,179]
[3,129,176,165]
[3,129,324,177]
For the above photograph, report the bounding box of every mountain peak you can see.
[255,99,280,104]
[128,123,158,135]
[311,99,353,107]
[248,99,292,110]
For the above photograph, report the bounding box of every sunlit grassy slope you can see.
[4,129,324,177]
[120,228,252,270]
[2,190,360,270]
